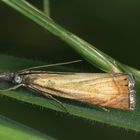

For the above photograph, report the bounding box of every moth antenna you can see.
[19,60,82,72]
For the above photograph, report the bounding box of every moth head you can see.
[0,72,22,84]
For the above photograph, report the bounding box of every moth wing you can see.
[27,73,131,109]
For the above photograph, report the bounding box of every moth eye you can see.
[14,75,22,84]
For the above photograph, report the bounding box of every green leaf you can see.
[1,0,120,73]
[0,54,139,132]
[0,114,55,140]
[43,0,50,16]
[2,0,140,76]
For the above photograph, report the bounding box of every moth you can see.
[0,60,135,111]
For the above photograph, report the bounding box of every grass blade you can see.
[43,0,50,16]
[0,55,139,132]
[1,0,121,73]
[0,114,55,140]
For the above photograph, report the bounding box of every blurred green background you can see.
[0,0,140,139]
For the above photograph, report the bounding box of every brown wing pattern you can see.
[24,73,133,110]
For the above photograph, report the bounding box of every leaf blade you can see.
[0,114,55,140]
[0,55,139,132]
[1,0,120,73]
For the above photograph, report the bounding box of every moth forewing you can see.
[22,72,135,110]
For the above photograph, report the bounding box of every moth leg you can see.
[0,84,24,92]
[43,93,68,113]
[102,107,110,112]
[26,85,68,113]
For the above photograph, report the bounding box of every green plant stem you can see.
[1,0,121,73]
[43,0,50,16]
